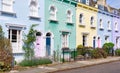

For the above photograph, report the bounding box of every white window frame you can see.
[49,5,57,21]
[79,13,84,24]
[29,0,39,17]
[83,35,87,47]
[9,29,17,42]
[66,10,72,23]
[108,21,111,30]
[1,0,15,13]
[115,22,118,31]
[99,19,104,29]
[90,16,94,25]
[62,34,69,48]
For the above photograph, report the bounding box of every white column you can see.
[20,30,22,52]
[10,29,12,42]
[17,30,19,43]
[17,30,19,52]
[51,37,54,56]
[20,30,22,43]
[68,33,70,48]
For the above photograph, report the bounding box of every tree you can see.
[23,24,38,60]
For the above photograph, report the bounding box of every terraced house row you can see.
[0,0,120,62]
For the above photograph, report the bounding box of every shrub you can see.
[77,45,84,55]
[0,25,13,72]
[90,48,107,59]
[98,48,107,58]
[90,49,102,59]
[77,45,84,50]
[77,45,92,56]
[103,42,114,55]
[0,49,13,72]
[115,49,120,56]
[19,58,52,67]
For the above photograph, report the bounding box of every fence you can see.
[53,48,92,63]
[53,48,79,63]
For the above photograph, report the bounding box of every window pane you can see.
[12,30,17,42]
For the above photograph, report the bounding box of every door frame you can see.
[45,31,54,57]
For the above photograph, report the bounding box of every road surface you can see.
[54,61,120,73]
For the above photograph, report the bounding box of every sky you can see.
[107,0,120,9]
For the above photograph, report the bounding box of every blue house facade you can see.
[111,8,120,50]
[0,0,45,62]
[97,3,113,48]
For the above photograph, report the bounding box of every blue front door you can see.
[93,39,95,48]
[46,37,51,56]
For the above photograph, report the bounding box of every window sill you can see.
[90,25,96,29]
[0,10,16,17]
[115,30,119,32]
[99,27,104,30]
[79,24,85,27]
[66,21,74,25]
[108,29,112,31]
[49,18,58,22]
[29,16,41,21]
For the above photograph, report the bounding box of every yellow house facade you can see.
[76,2,98,48]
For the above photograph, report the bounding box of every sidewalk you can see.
[10,56,120,73]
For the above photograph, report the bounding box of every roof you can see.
[76,0,96,7]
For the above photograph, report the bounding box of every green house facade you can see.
[45,0,76,57]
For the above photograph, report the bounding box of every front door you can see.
[97,37,101,48]
[93,37,96,48]
[46,33,51,56]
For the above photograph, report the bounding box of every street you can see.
[54,61,120,73]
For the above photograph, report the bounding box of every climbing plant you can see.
[23,24,38,60]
